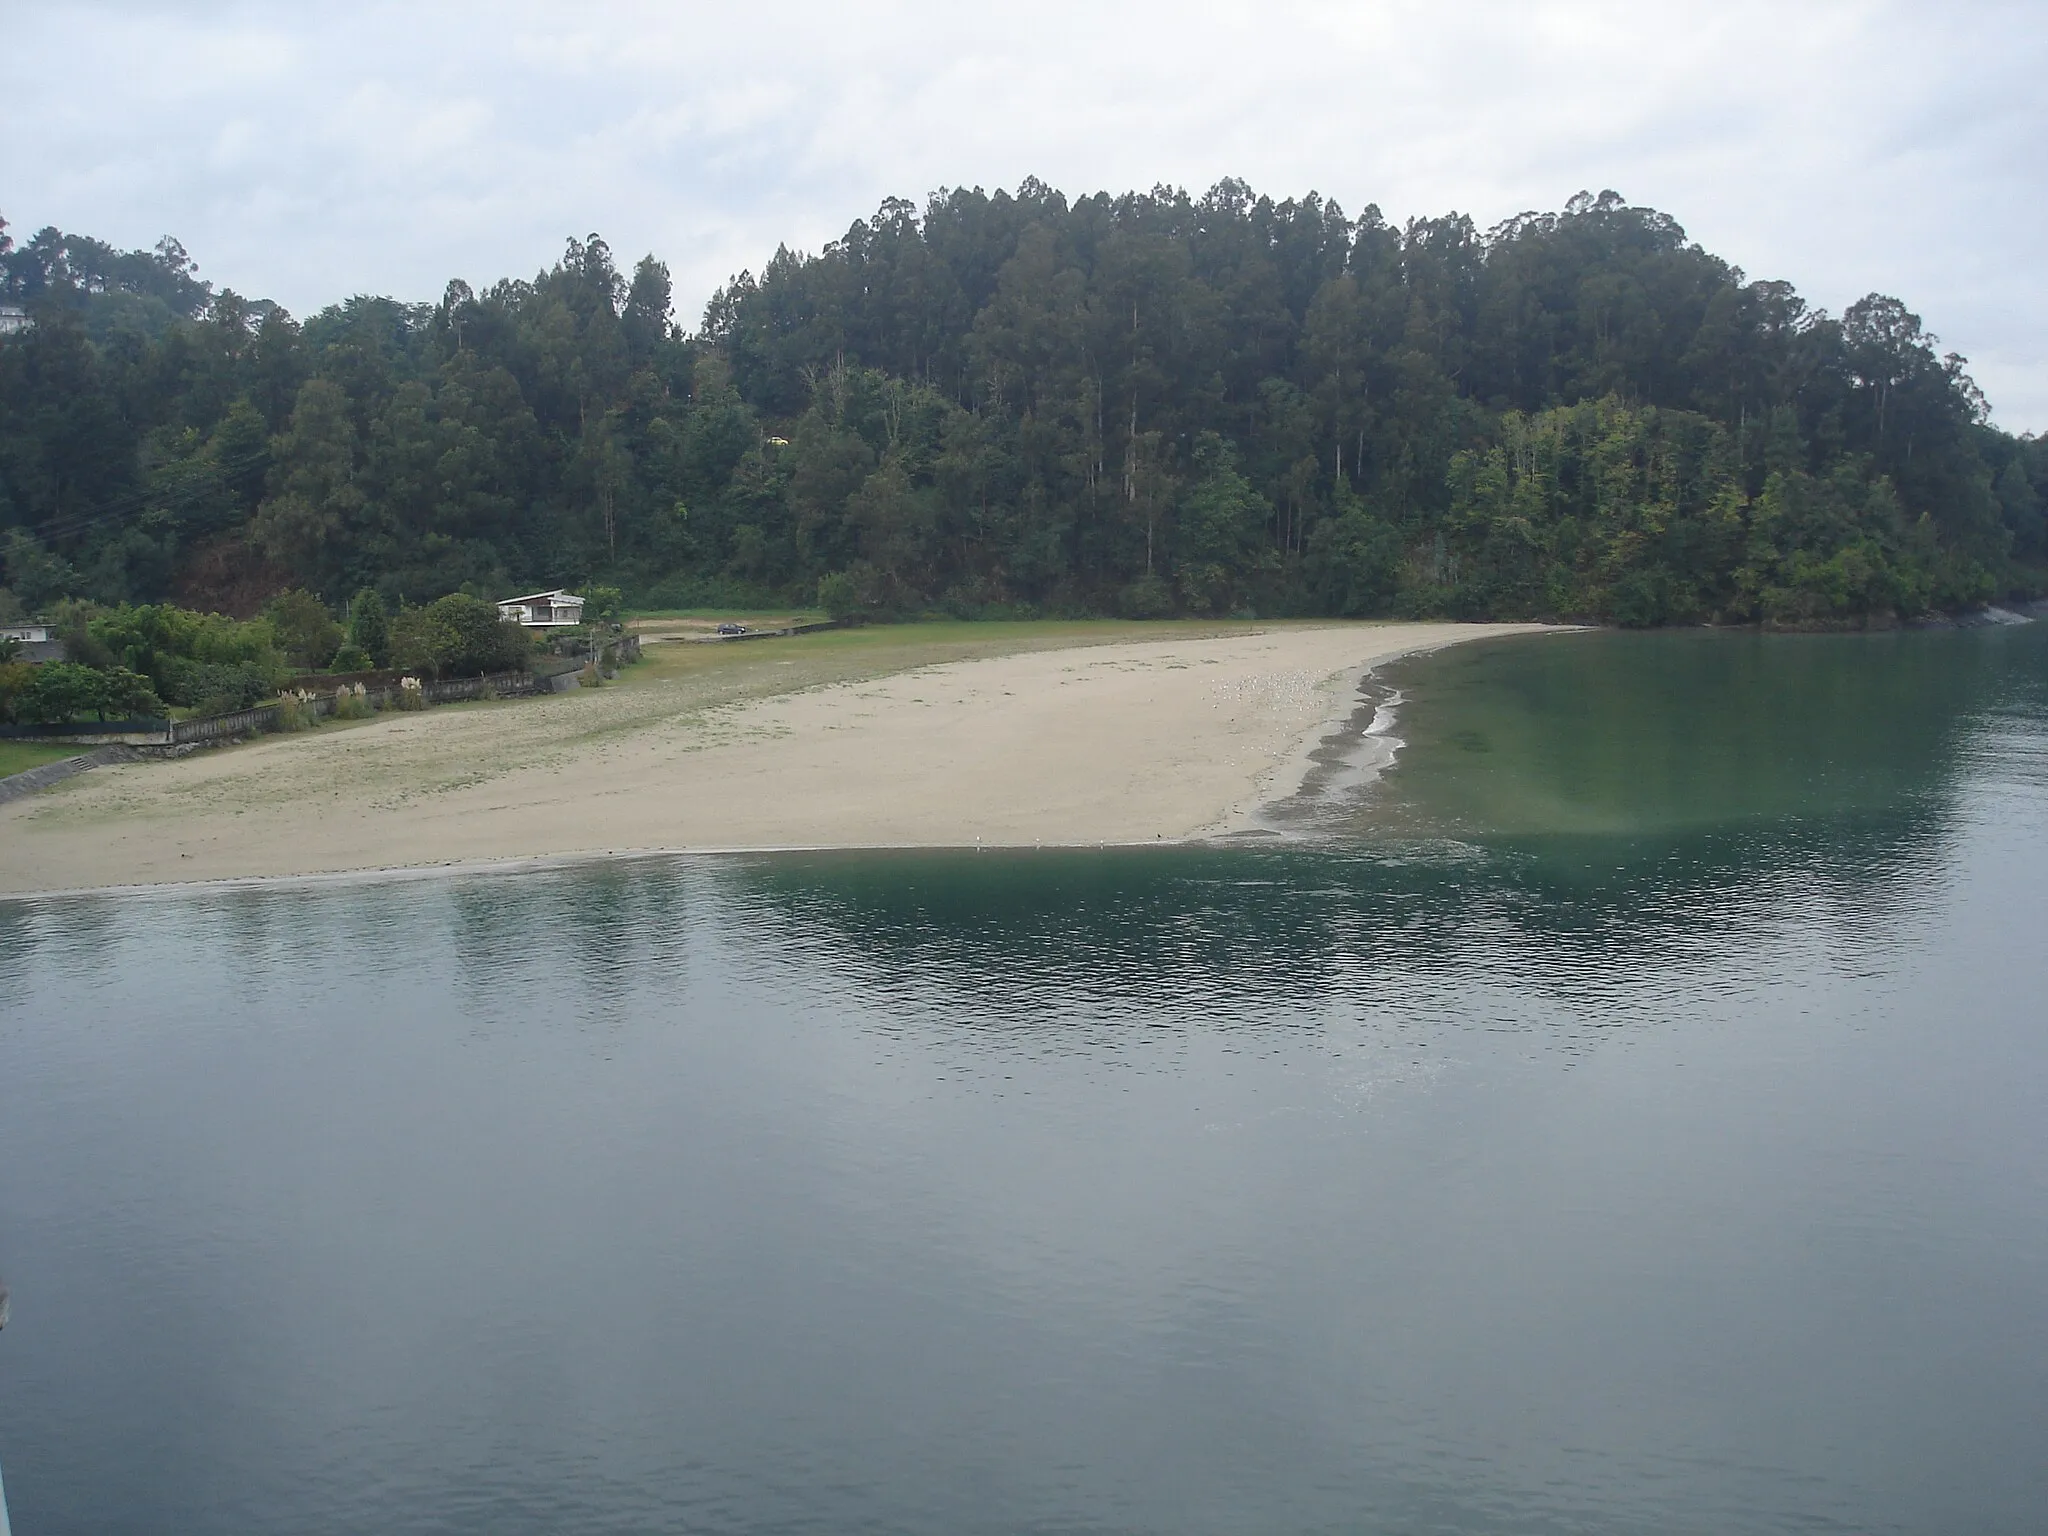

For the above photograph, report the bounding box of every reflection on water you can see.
[1,626,2045,1535]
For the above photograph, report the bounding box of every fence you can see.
[540,632,643,667]
[0,669,554,749]
[415,671,552,704]
[172,704,278,744]
[0,718,169,743]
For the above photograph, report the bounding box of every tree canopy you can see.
[2,187,2041,627]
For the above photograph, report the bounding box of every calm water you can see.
[2,625,2046,1535]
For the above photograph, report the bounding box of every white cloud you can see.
[6,0,2044,427]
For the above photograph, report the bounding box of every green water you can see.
[0,624,2043,1535]
[1376,627,2005,840]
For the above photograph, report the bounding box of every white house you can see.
[496,589,587,628]
[1,622,62,661]
[0,305,31,337]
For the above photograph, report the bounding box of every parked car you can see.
[715,623,748,636]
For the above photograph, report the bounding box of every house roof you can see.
[497,589,584,606]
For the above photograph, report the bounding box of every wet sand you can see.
[0,622,1550,896]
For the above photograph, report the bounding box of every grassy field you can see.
[0,741,89,778]
[612,618,1276,719]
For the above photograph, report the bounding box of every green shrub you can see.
[87,603,285,702]
[345,589,391,668]
[818,563,905,622]
[1304,508,1403,618]
[0,659,35,723]
[161,658,274,710]
[1116,574,1174,619]
[329,642,375,673]
[21,663,102,723]
[389,594,531,677]
[817,569,861,621]
[264,590,343,670]
[14,662,164,724]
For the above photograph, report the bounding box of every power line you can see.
[5,444,275,549]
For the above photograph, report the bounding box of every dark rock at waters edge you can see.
[1663,605,2040,634]
[1907,603,2042,630]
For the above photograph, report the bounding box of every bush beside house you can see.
[388,593,533,678]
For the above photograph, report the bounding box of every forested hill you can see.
[2,185,2043,627]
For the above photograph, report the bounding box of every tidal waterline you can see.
[2,626,2045,1534]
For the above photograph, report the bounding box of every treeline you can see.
[2,186,2043,627]
[0,588,548,727]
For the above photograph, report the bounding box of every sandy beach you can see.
[0,621,1549,895]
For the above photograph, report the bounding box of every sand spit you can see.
[0,622,1551,896]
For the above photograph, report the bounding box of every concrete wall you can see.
[0,746,139,807]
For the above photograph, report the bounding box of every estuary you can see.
[1,623,2044,1535]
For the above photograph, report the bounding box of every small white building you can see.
[496,589,587,628]
[1,622,62,661]
[0,305,31,337]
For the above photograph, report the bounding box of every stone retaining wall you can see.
[0,745,140,807]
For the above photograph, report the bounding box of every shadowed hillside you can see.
[3,187,2043,624]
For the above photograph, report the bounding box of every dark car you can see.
[715,623,748,636]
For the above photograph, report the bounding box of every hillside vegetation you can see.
[2,185,2042,627]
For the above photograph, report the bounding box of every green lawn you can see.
[612,616,1328,710]
[0,740,90,778]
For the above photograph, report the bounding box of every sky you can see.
[7,0,2045,430]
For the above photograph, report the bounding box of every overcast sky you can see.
[7,0,2044,429]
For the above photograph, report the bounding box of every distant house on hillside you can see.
[0,622,62,661]
[0,305,31,337]
[497,589,586,628]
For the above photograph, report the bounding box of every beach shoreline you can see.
[1205,632,1482,840]
[0,621,1557,898]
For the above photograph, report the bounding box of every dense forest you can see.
[2,183,2043,627]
